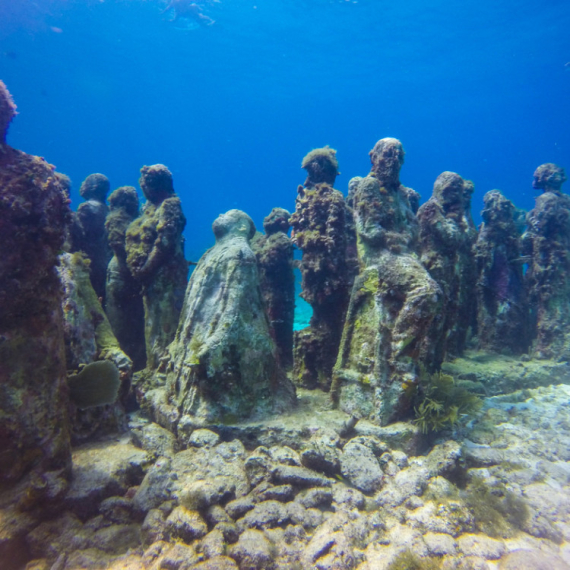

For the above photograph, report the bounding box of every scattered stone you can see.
[230,529,275,570]
[141,509,167,547]
[132,457,174,516]
[270,464,332,488]
[193,555,239,570]
[201,528,227,559]
[130,422,177,458]
[257,484,295,503]
[226,496,256,521]
[340,441,384,494]
[179,477,236,511]
[499,549,570,570]
[297,487,333,509]
[457,533,506,559]
[189,429,221,448]
[165,507,208,543]
[238,500,288,531]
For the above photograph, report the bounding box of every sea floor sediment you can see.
[2,355,570,570]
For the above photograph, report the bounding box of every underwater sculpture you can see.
[290,146,352,390]
[125,164,188,370]
[251,207,295,369]
[417,171,478,368]
[0,81,71,492]
[105,186,146,370]
[475,190,529,354]
[69,172,112,301]
[523,162,570,359]
[59,252,132,441]
[332,138,442,426]
[157,209,295,428]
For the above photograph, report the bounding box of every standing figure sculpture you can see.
[126,165,188,370]
[417,172,477,368]
[332,138,441,426]
[105,186,146,370]
[475,190,529,354]
[252,208,295,369]
[290,147,352,390]
[523,163,570,359]
[161,210,295,429]
[69,173,112,301]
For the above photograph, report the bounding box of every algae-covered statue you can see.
[290,146,352,390]
[69,172,112,301]
[251,207,295,370]
[417,172,478,367]
[332,138,441,426]
[475,190,529,354]
[126,165,188,370]
[523,163,570,359]
[157,209,295,429]
[0,81,71,493]
[105,186,146,370]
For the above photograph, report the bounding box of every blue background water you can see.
[1,0,569,262]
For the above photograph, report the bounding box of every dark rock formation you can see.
[251,208,295,370]
[105,186,146,370]
[154,209,296,428]
[69,173,112,300]
[475,190,529,354]
[332,138,441,426]
[523,163,570,359]
[0,80,71,492]
[125,165,188,370]
[290,147,352,390]
[417,171,478,368]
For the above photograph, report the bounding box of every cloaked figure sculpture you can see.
[252,208,295,369]
[475,190,529,354]
[69,173,112,301]
[125,165,187,370]
[105,186,146,370]
[290,147,352,390]
[417,172,478,368]
[161,210,295,429]
[0,81,71,494]
[332,138,441,426]
[523,163,570,359]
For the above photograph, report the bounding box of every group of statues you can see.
[2,78,570,499]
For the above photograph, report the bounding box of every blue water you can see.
[1,0,569,260]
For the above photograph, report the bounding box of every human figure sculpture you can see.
[125,165,188,370]
[159,210,295,428]
[69,173,112,301]
[523,163,570,359]
[105,186,146,370]
[290,147,352,390]
[475,190,529,354]
[417,172,478,367]
[332,138,441,426]
[251,207,295,369]
[0,81,71,493]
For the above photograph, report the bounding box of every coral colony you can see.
[2,79,570,569]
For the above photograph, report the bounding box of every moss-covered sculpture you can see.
[523,162,570,359]
[125,165,188,370]
[417,172,478,367]
[0,80,71,491]
[475,190,529,354]
[105,186,146,370]
[154,209,296,428]
[58,252,132,441]
[251,207,295,369]
[290,146,353,390]
[69,173,112,300]
[332,138,441,426]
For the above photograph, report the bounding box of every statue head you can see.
[533,163,567,193]
[79,173,110,203]
[108,186,140,217]
[213,209,256,242]
[433,171,465,211]
[263,207,291,235]
[369,138,405,187]
[139,164,174,204]
[301,146,339,187]
[0,81,16,144]
[481,190,514,226]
